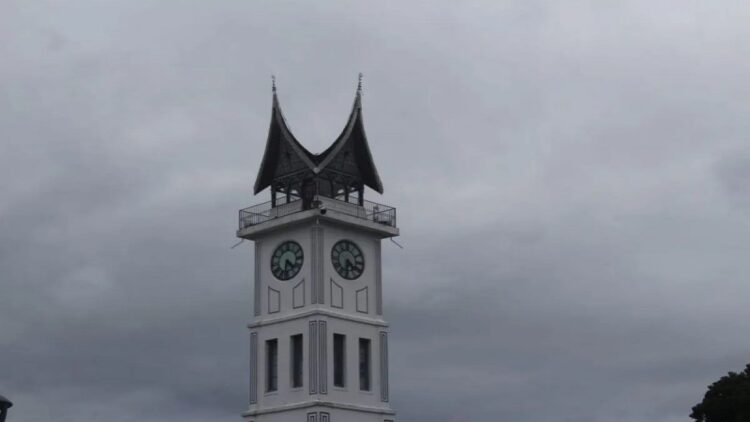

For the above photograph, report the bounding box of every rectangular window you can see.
[333,333,346,388]
[266,339,278,392]
[359,338,371,391]
[290,334,303,388]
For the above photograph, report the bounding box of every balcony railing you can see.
[239,196,396,230]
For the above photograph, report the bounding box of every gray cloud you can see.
[2,1,750,421]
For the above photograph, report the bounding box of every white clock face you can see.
[331,240,364,280]
[271,241,303,280]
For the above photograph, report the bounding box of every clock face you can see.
[271,241,303,280]
[331,240,365,280]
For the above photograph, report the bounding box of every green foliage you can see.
[690,364,750,422]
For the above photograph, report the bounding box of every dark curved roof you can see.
[253,88,383,195]
[0,394,12,407]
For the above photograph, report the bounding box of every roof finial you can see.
[357,72,363,95]
[271,75,276,93]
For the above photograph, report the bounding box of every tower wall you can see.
[252,221,384,319]
[243,214,395,422]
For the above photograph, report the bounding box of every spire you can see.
[253,79,317,195]
[313,75,383,193]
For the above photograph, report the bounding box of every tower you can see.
[237,79,397,422]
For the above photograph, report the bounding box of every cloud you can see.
[2,1,750,421]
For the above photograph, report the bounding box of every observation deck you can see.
[237,195,397,239]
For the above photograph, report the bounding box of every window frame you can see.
[359,337,371,391]
[290,334,303,388]
[333,333,346,388]
[265,338,278,393]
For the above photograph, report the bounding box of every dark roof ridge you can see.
[252,77,384,195]
[270,92,317,169]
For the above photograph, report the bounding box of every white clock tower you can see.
[237,79,397,422]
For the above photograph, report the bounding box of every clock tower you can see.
[237,78,397,422]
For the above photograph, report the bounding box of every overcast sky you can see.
[2,1,750,421]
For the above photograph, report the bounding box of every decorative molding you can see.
[319,320,328,394]
[356,287,369,314]
[330,279,344,309]
[374,240,382,315]
[242,400,395,417]
[293,279,306,309]
[319,412,330,422]
[309,321,318,395]
[249,332,258,404]
[254,244,262,316]
[306,319,329,395]
[380,331,389,402]
[310,226,325,304]
[267,287,280,314]
[248,309,389,329]
[307,412,317,422]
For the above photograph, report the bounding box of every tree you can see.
[690,363,750,422]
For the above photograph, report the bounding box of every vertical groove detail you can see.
[315,226,326,304]
[254,244,261,316]
[380,331,389,402]
[310,229,316,304]
[375,240,383,315]
[319,320,328,394]
[311,227,324,304]
[309,321,318,394]
[249,332,258,404]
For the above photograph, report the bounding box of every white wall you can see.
[245,216,395,421]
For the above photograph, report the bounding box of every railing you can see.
[239,196,396,230]
[238,200,303,228]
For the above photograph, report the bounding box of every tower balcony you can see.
[238,195,397,233]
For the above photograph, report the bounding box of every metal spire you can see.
[357,72,363,95]
[271,75,276,93]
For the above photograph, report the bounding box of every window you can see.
[359,338,371,391]
[290,334,303,388]
[266,339,278,392]
[333,334,346,388]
